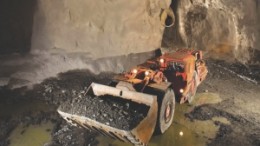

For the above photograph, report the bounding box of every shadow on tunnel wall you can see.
[161,0,185,50]
[0,0,37,54]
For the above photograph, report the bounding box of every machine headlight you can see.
[132,69,138,74]
[145,71,149,76]
[180,89,184,93]
[179,131,184,136]
[159,58,165,63]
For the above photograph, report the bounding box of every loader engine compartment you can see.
[0,0,260,146]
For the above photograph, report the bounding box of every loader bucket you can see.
[58,82,158,146]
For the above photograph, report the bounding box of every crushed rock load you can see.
[59,94,150,130]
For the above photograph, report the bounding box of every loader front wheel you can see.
[156,89,175,134]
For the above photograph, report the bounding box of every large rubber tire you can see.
[187,72,198,103]
[156,89,175,134]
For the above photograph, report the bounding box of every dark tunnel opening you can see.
[0,0,37,54]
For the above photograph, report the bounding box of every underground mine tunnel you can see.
[0,0,260,146]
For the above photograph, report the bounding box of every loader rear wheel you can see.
[156,89,175,134]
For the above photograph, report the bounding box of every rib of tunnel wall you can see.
[0,0,171,88]
[31,0,169,59]
[163,0,260,63]
[1,0,259,63]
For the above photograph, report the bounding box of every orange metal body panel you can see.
[118,49,208,103]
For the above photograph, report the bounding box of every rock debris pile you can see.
[60,94,150,130]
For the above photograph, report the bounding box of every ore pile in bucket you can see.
[59,94,150,130]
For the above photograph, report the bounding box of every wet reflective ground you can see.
[8,122,53,146]
[1,93,222,146]
[97,93,222,146]
[0,100,55,146]
[0,59,259,146]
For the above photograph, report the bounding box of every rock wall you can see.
[31,0,169,59]
[163,0,259,63]
[0,0,259,63]
[178,0,259,63]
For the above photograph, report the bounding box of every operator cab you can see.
[167,62,185,73]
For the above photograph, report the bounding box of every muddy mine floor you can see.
[0,60,260,146]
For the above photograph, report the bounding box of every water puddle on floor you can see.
[0,100,55,146]
[8,122,53,146]
[97,120,210,146]
[1,92,225,146]
[97,92,223,146]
